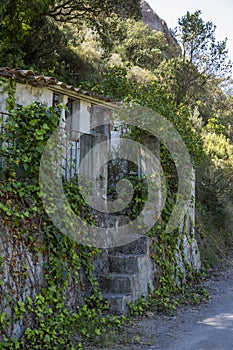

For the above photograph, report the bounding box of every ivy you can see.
[0,67,209,347]
[84,67,206,315]
[0,89,125,349]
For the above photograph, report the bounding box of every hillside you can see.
[140,0,181,55]
[0,0,180,84]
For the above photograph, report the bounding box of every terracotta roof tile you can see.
[0,67,115,103]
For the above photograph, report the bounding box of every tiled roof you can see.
[0,67,115,103]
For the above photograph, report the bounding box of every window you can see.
[52,93,60,108]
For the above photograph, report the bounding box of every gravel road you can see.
[99,260,233,350]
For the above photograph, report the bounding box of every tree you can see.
[0,0,141,42]
[46,0,141,23]
[155,57,204,106]
[156,57,232,120]
[115,19,174,70]
[155,11,232,115]
[0,0,141,70]
[176,10,232,78]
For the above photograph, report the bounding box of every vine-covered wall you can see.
[0,76,201,348]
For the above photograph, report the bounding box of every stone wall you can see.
[0,79,201,326]
[0,221,92,339]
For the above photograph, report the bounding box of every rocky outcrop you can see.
[140,0,181,56]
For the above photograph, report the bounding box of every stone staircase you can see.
[98,236,154,313]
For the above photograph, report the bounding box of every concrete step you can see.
[108,254,149,274]
[102,293,132,314]
[99,273,140,294]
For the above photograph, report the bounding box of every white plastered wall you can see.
[0,83,53,112]
[79,100,91,133]
[15,84,53,107]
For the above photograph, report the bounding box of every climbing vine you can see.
[83,67,206,314]
[0,80,124,349]
[0,69,206,347]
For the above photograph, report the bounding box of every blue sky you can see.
[146,0,233,62]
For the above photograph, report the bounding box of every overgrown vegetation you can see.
[0,85,127,348]
[0,2,233,348]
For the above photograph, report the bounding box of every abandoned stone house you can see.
[0,67,201,329]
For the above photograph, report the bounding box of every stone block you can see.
[102,293,132,314]
[99,273,140,294]
[109,236,149,255]
[108,254,149,274]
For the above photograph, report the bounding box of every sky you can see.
[146,0,233,62]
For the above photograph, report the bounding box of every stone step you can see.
[96,237,154,314]
[108,236,149,255]
[99,273,140,294]
[102,293,132,314]
[108,254,149,274]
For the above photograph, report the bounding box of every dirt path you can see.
[100,261,233,350]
